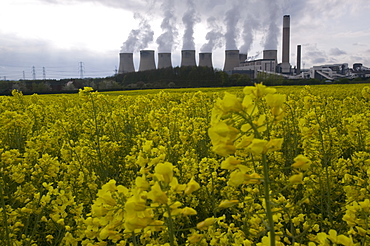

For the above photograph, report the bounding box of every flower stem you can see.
[262,153,275,246]
[165,203,176,246]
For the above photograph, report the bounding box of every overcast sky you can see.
[1,0,369,80]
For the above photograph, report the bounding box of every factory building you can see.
[309,64,349,80]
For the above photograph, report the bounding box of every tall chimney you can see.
[181,50,197,67]
[118,53,135,74]
[158,53,172,69]
[139,50,156,71]
[199,53,213,68]
[282,15,290,64]
[263,50,278,62]
[297,45,302,74]
[281,15,291,74]
[223,50,240,71]
[239,53,248,63]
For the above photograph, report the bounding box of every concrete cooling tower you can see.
[139,50,156,71]
[158,53,172,69]
[239,53,248,63]
[118,53,135,74]
[181,50,197,67]
[263,50,278,62]
[198,53,213,68]
[223,50,240,71]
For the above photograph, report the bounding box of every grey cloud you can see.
[0,33,116,80]
[329,48,347,56]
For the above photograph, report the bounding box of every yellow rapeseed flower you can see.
[291,155,311,170]
[147,182,168,204]
[246,139,268,155]
[221,156,241,170]
[218,199,239,209]
[220,92,243,112]
[196,217,215,230]
[289,172,303,184]
[184,178,200,195]
[154,162,173,183]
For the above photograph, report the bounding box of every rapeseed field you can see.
[0,84,369,245]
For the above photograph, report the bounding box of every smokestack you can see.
[239,53,248,63]
[297,45,302,74]
[282,15,290,64]
[199,53,213,68]
[181,50,196,67]
[139,50,156,71]
[158,53,172,69]
[263,50,278,62]
[118,53,135,74]
[223,50,240,71]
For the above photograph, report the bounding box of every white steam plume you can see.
[201,17,224,52]
[156,0,178,52]
[120,13,154,52]
[239,14,259,54]
[263,1,282,50]
[182,0,200,50]
[224,3,240,50]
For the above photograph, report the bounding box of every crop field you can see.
[0,83,369,245]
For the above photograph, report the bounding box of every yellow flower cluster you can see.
[1,84,370,245]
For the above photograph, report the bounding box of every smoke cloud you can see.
[181,0,200,50]
[224,3,240,50]
[120,13,154,52]
[263,1,282,50]
[239,15,259,54]
[156,0,178,52]
[201,17,224,52]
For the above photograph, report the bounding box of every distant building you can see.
[233,59,277,79]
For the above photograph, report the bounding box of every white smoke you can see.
[224,3,240,50]
[181,0,200,50]
[263,1,282,50]
[156,0,178,52]
[120,13,154,52]
[201,17,224,52]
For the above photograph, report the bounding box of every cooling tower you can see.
[199,53,213,68]
[263,50,278,62]
[282,15,290,64]
[158,53,172,69]
[118,53,135,74]
[223,50,240,71]
[239,53,248,63]
[139,50,156,71]
[297,45,302,74]
[181,50,197,67]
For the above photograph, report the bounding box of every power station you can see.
[118,15,294,77]
[117,14,368,80]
